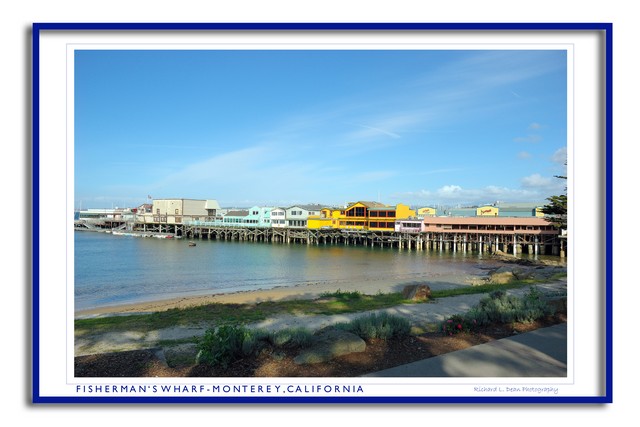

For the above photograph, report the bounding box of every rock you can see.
[487,264,567,284]
[402,284,431,301]
[493,249,512,257]
[511,267,536,280]
[488,270,515,284]
[293,329,366,365]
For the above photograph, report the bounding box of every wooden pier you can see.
[127,221,564,256]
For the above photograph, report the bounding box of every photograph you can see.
[32,23,610,403]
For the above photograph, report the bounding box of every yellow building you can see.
[338,201,382,230]
[309,202,417,231]
[368,203,416,231]
[417,207,437,217]
[307,207,342,229]
[476,205,499,216]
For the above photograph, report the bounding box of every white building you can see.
[270,208,287,228]
[285,204,324,228]
[140,198,221,224]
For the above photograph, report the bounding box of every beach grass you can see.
[430,280,537,298]
[74,280,548,336]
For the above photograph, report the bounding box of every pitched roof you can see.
[288,204,325,211]
[347,201,387,208]
[205,200,221,209]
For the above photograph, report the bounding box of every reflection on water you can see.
[74,231,561,311]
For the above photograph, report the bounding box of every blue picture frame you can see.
[32,22,612,404]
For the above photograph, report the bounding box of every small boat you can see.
[188,241,196,247]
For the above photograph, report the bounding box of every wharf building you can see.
[74,198,565,257]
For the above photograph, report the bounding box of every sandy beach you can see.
[74,273,483,319]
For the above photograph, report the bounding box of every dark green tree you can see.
[542,170,567,230]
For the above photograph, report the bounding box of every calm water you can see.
[74,230,525,311]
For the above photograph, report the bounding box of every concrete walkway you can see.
[364,323,567,377]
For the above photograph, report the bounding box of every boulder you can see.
[487,265,567,283]
[402,284,431,301]
[293,329,366,365]
[511,267,536,280]
[488,270,515,284]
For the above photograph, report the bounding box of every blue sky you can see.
[74,49,567,209]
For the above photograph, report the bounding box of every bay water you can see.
[74,230,515,312]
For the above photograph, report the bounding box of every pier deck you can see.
[119,221,565,256]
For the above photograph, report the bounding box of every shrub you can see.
[519,286,557,321]
[196,325,318,367]
[442,286,556,334]
[196,325,249,368]
[441,314,478,335]
[488,289,506,300]
[337,312,411,340]
[241,329,270,356]
[319,289,362,300]
[269,327,314,348]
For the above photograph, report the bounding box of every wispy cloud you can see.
[156,146,269,185]
[513,134,542,143]
[521,173,553,188]
[453,51,564,89]
[146,145,313,203]
[393,178,560,206]
[416,51,564,97]
[551,147,567,164]
[342,110,435,144]
[349,123,401,139]
[514,123,546,144]
[520,173,565,193]
[145,143,394,205]
[518,151,532,159]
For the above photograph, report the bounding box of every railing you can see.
[184,220,272,228]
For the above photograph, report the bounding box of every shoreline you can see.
[74,273,483,319]
[74,256,567,319]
